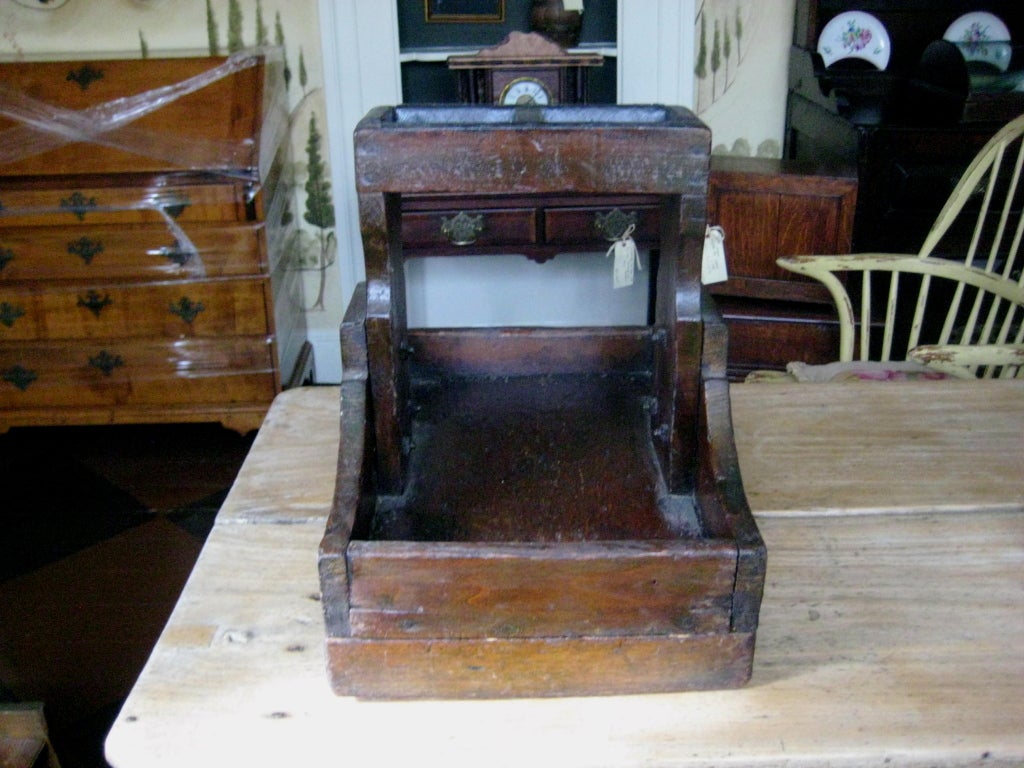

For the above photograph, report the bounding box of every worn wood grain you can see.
[731,379,1024,516]
[106,384,1024,768]
[327,632,754,699]
[347,539,736,639]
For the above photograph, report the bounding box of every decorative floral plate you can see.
[12,0,71,8]
[944,11,1012,72]
[817,11,892,70]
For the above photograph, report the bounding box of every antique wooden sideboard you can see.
[0,52,308,434]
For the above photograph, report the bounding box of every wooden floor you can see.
[0,421,255,768]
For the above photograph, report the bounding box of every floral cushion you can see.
[785,360,951,383]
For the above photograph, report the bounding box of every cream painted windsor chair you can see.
[778,113,1024,379]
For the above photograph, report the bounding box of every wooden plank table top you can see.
[105,380,1024,768]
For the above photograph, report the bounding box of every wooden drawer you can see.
[401,207,537,250]
[0,222,266,282]
[0,337,276,408]
[400,196,663,253]
[0,278,269,341]
[544,204,660,246]
[0,56,270,177]
[0,175,257,226]
[716,297,840,379]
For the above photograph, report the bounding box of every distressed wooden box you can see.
[319,105,765,699]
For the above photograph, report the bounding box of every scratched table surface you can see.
[106,381,1024,768]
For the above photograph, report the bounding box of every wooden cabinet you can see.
[0,54,307,433]
[707,156,857,379]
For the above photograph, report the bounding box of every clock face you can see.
[499,77,552,106]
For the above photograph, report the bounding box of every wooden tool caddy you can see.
[319,105,765,699]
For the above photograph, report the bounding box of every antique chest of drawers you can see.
[0,52,306,433]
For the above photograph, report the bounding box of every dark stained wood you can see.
[348,540,736,638]
[323,105,764,699]
[716,298,842,377]
[706,155,857,378]
[374,373,671,543]
[406,327,652,377]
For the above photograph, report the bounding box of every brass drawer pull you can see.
[67,237,105,265]
[169,296,205,324]
[157,240,195,267]
[77,290,113,318]
[0,301,26,328]
[2,365,37,391]
[88,350,124,376]
[66,64,105,91]
[440,212,484,246]
[61,191,99,221]
[594,208,638,241]
[0,246,13,273]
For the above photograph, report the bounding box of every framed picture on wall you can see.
[425,0,505,23]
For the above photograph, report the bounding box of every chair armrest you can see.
[776,252,920,276]
[909,343,1024,378]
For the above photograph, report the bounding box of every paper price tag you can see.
[702,225,728,285]
[606,224,641,289]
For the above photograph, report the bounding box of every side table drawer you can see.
[0,337,277,407]
[402,207,537,250]
[545,205,660,246]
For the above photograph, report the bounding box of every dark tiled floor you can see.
[0,422,255,768]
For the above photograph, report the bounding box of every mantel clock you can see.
[448,31,603,105]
